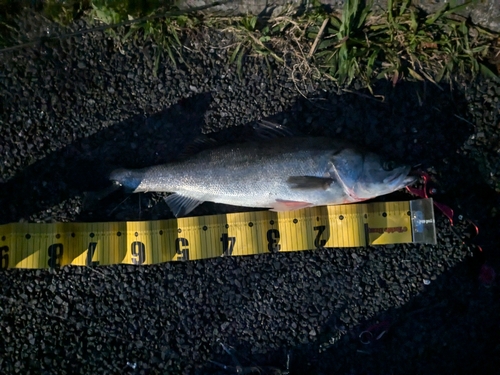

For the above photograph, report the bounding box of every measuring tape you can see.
[0,199,436,269]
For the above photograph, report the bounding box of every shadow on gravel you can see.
[2,79,499,250]
[0,93,213,224]
[199,257,500,375]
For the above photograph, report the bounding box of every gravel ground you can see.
[1,14,500,375]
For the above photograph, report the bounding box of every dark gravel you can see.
[1,13,500,375]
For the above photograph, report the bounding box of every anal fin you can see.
[270,199,314,212]
[165,194,203,217]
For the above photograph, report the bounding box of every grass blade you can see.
[229,43,241,64]
[480,63,500,83]
[425,3,448,25]
[236,47,245,79]
[408,68,424,81]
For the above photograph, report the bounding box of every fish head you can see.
[332,148,416,200]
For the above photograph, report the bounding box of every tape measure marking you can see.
[0,199,435,269]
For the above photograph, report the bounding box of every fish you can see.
[110,136,416,217]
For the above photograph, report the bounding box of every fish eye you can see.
[382,161,397,171]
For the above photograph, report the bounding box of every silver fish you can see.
[110,137,415,217]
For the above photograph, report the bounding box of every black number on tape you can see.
[313,225,327,248]
[266,229,281,252]
[220,233,236,256]
[131,241,145,265]
[0,246,8,269]
[86,242,100,267]
[175,238,189,261]
[48,244,63,268]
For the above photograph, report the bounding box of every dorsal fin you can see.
[177,119,296,159]
[177,135,218,159]
[252,120,295,139]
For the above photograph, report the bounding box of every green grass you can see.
[221,15,284,79]
[0,0,499,88]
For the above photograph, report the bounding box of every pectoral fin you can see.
[270,199,314,212]
[287,176,334,190]
[164,194,203,217]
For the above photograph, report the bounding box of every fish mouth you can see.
[403,175,418,186]
[383,166,413,185]
[404,165,426,186]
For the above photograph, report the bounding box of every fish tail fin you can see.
[109,168,145,193]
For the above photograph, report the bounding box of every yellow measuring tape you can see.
[0,199,435,269]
